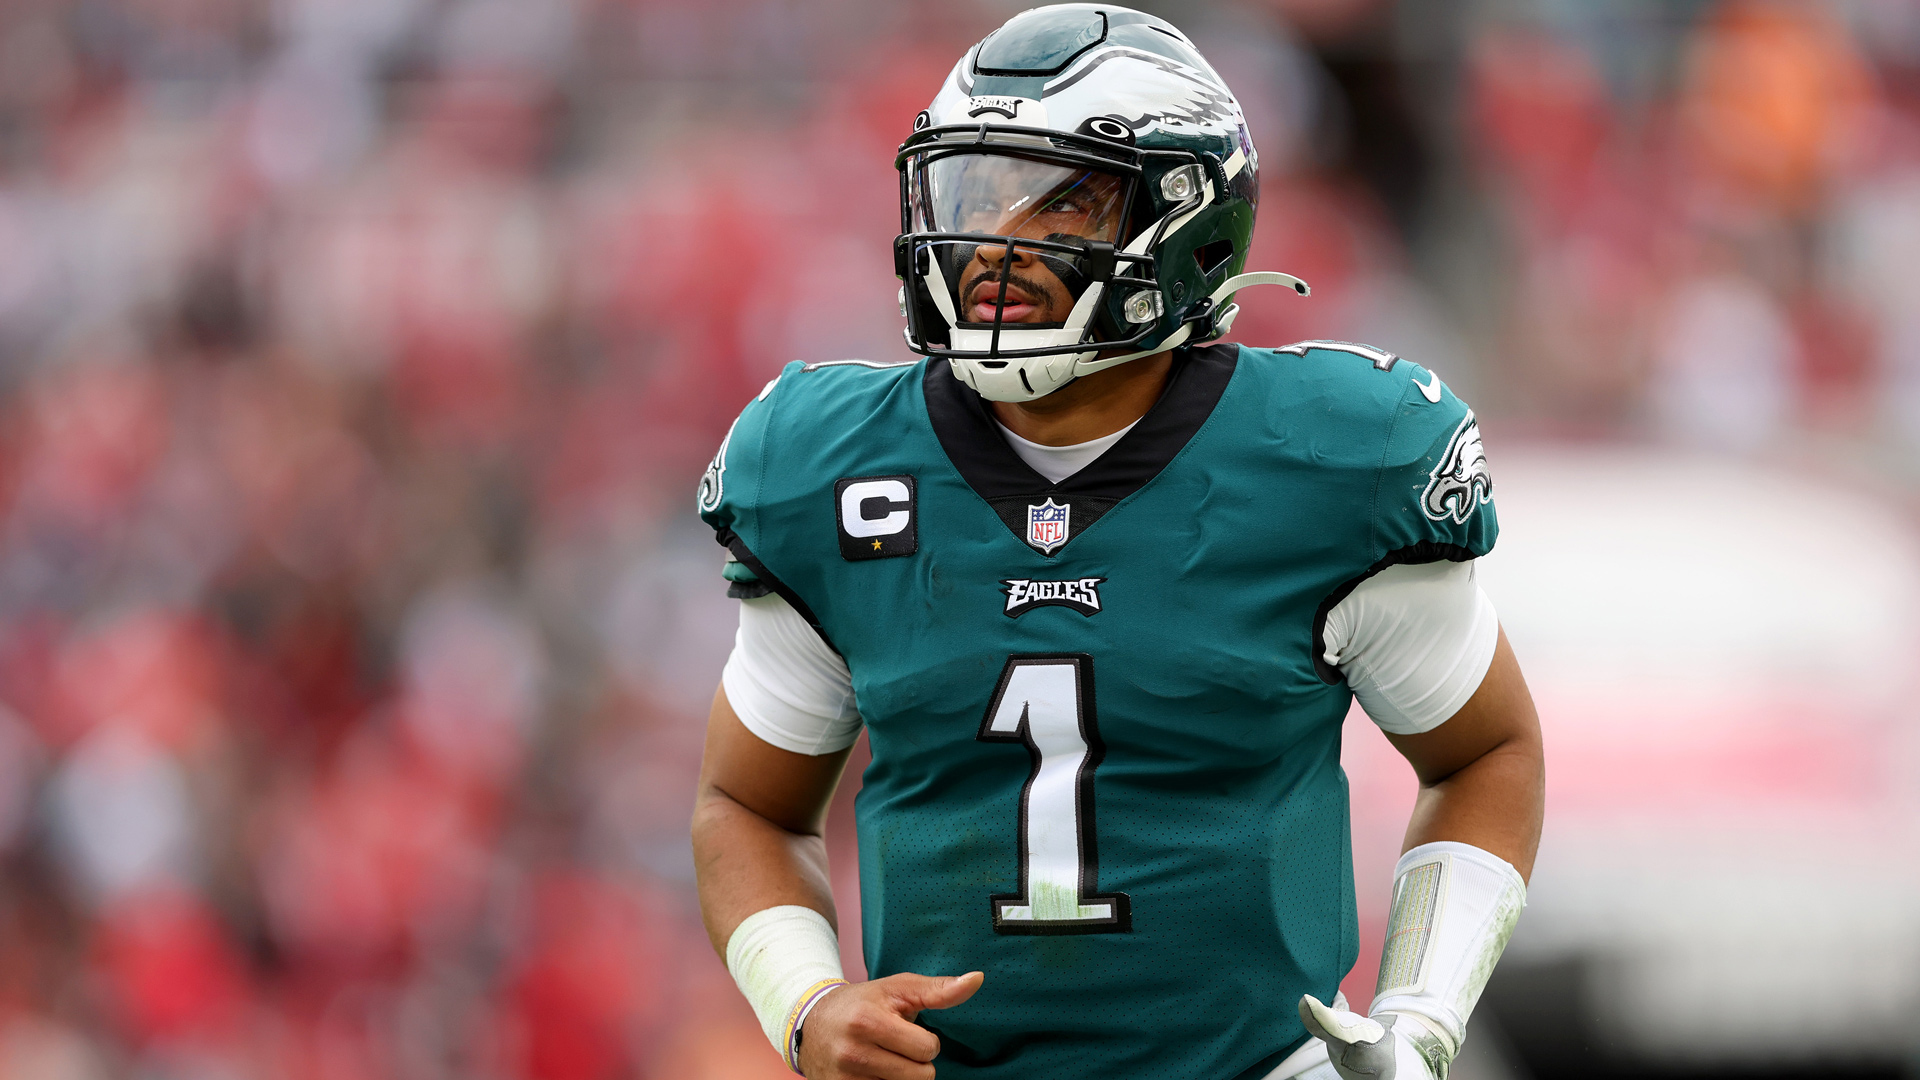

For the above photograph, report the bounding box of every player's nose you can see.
[973,238,1041,269]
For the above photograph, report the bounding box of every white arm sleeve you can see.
[726,905,846,1071]
[1370,841,1527,1063]
[1321,559,1499,735]
[721,594,862,755]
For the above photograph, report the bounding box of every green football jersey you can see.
[699,343,1497,1080]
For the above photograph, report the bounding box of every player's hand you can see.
[797,970,984,1079]
[1298,995,1437,1080]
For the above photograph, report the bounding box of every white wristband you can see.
[725,905,848,1072]
[1368,842,1526,1070]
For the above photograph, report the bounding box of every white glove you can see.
[1298,995,1445,1080]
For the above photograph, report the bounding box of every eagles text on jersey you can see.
[700,343,1496,1080]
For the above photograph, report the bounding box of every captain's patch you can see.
[1422,411,1493,524]
[1002,578,1104,618]
[1026,498,1071,554]
[836,476,917,560]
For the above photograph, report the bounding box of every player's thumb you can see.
[1299,995,1397,1080]
[887,971,985,1018]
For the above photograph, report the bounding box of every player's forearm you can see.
[691,787,838,957]
[1319,639,1542,1078]
[1400,732,1543,882]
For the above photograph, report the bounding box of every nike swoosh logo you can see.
[1414,370,1443,403]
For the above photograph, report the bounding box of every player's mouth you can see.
[967,281,1043,323]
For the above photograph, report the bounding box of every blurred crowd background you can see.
[0,0,1917,1077]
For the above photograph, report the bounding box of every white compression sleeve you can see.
[722,594,862,755]
[1370,842,1527,1072]
[1321,560,1499,735]
[726,905,848,1072]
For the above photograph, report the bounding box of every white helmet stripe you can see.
[922,248,962,329]
[1115,172,1215,267]
[1061,281,1106,333]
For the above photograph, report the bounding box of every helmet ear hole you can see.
[1194,239,1235,276]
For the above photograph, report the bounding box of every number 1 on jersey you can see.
[978,654,1131,935]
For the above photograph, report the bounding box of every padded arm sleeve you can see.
[1322,560,1499,735]
[721,594,862,756]
[1370,841,1527,1067]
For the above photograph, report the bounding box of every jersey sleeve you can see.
[722,552,771,600]
[698,363,845,664]
[697,367,793,567]
[1373,372,1498,562]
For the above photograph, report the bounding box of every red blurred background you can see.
[0,0,1917,1077]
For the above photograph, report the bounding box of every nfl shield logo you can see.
[1026,498,1071,554]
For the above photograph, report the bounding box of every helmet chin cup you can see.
[945,272,1310,403]
[949,326,1098,402]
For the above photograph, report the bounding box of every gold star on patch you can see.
[872,539,883,550]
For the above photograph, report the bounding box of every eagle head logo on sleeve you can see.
[696,426,731,514]
[1421,411,1493,524]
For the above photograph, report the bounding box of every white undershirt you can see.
[996,418,1140,484]
[719,429,1500,753]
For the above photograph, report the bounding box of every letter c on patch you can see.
[839,479,911,537]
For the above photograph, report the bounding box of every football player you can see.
[690,6,1544,1079]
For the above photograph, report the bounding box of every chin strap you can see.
[1069,270,1313,379]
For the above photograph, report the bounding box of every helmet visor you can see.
[910,154,1130,243]
[908,154,1132,327]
